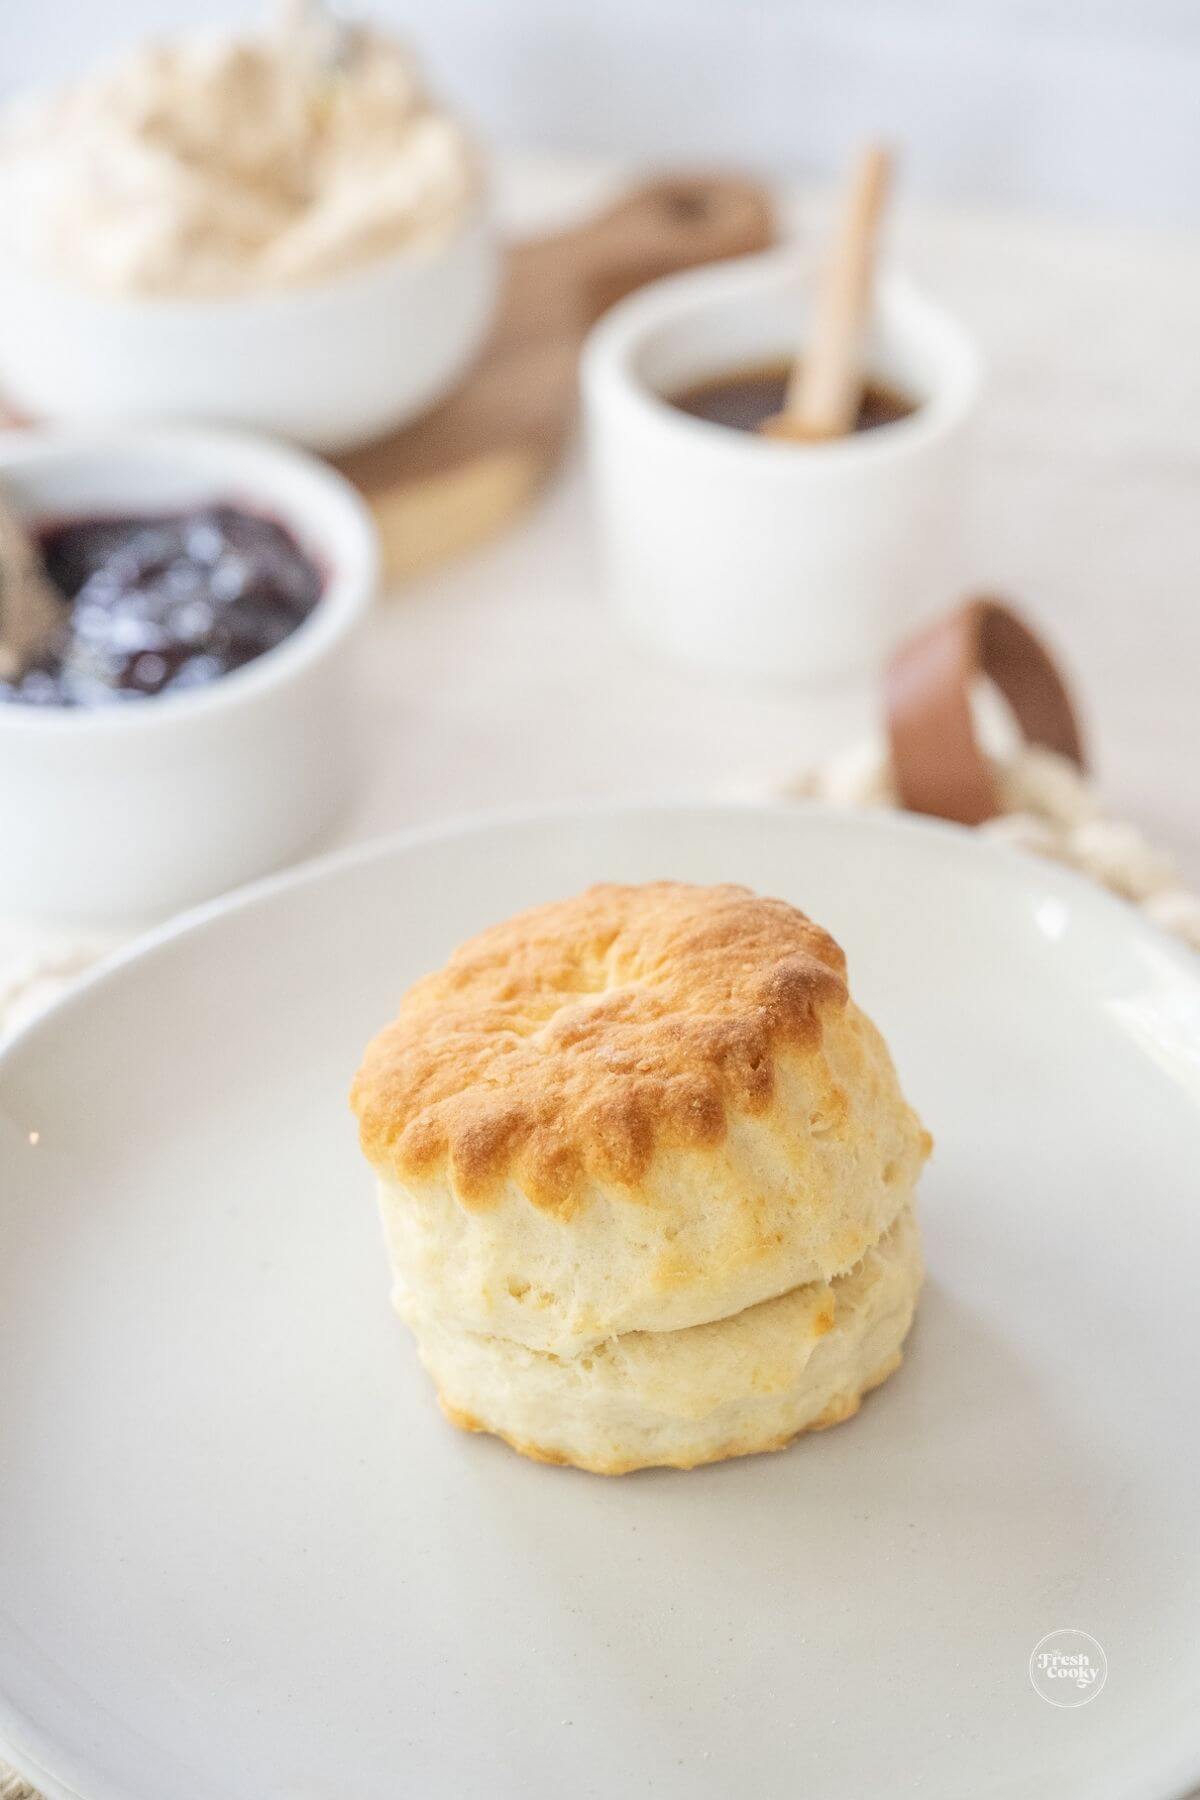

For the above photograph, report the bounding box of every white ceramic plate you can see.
[2,804,1199,1800]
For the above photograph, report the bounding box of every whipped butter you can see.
[0,8,478,297]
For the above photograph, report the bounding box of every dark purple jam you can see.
[0,504,324,707]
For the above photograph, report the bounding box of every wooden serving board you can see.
[334,175,775,580]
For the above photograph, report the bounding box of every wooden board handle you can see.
[511,175,776,334]
[335,173,776,582]
[886,598,1087,824]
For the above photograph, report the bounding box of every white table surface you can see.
[3,157,1199,1800]
[334,153,1200,882]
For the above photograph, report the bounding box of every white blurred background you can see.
[4,0,1200,225]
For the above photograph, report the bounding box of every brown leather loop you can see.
[885,598,1087,825]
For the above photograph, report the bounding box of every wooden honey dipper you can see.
[763,143,893,443]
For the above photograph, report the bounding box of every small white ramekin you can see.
[0,426,378,924]
[582,249,981,684]
[0,209,499,455]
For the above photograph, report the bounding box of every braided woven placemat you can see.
[2,746,1197,1052]
[775,741,1200,951]
[2,750,1197,1797]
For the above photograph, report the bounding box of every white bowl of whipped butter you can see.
[0,18,499,454]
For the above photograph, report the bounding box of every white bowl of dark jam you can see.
[0,427,378,923]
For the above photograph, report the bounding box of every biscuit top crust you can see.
[351,881,849,1214]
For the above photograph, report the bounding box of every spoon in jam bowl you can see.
[0,485,63,685]
[763,142,893,444]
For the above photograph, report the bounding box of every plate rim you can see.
[3,795,1199,1800]
[3,794,1198,1074]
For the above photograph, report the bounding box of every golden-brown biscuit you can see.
[407,1202,922,1475]
[351,881,931,1471]
[353,881,930,1355]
